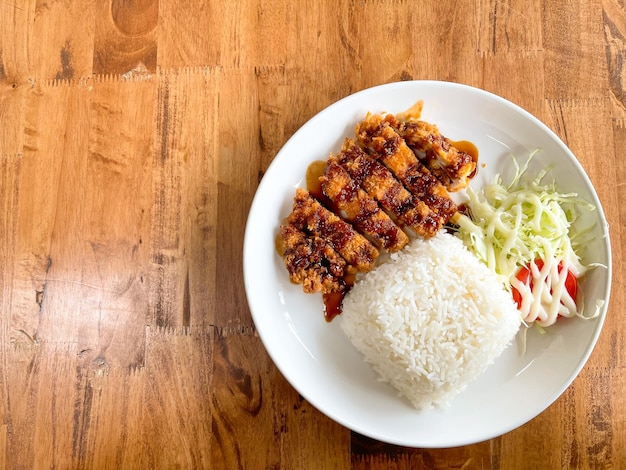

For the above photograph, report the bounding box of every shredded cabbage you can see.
[453,150,596,327]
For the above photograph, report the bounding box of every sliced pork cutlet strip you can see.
[390,115,476,192]
[320,157,409,252]
[400,159,458,223]
[287,188,379,272]
[336,140,439,238]
[355,114,457,228]
[279,224,349,294]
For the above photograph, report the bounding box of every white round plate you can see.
[243,81,612,447]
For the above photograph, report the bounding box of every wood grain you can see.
[1,0,625,468]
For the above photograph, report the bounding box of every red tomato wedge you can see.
[511,259,578,310]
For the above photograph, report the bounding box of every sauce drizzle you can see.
[451,139,479,177]
[305,160,327,201]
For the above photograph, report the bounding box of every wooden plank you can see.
[563,368,615,468]
[12,76,156,366]
[481,54,546,120]
[0,81,26,157]
[14,81,91,343]
[352,2,415,87]
[0,0,34,80]
[0,154,21,470]
[210,329,279,468]
[3,74,160,466]
[210,328,350,469]
[408,0,483,86]
[609,367,626,462]
[543,0,607,100]
[93,0,158,75]
[477,0,543,56]
[497,403,563,469]
[29,0,95,80]
[605,111,626,370]
[498,367,618,468]
[80,75,157,370]
[351,433,493,469]
[604,0,626,126]
[79,368,148,469]
[214,68,258,326]
[0,0,32,155]
[138,326,213,468]
[149,66,219,328]
[5,341,89,469]
[217,0,289,69]
[157,0,222,68]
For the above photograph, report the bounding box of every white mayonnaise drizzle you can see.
[511,255,581,328]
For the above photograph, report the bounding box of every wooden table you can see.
[1,1,624,468]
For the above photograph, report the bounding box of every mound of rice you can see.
[340,231,521,410]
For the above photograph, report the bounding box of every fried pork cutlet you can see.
[279,224,349,294]
[389,115,476,192]
[355,114,457,230]
[320,157,409,252]
[337,140,441,238]
[287,188,379,272]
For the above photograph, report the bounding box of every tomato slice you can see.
[511,264,531,308]
[564,266,578,303]
[511,259,578,310]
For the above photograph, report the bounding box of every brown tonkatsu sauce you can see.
[305,160,334,208]
[323,270,356,322]
[450,140,479,178]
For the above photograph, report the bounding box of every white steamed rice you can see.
[340,231,521,410]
